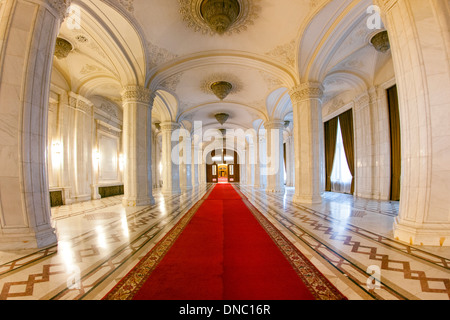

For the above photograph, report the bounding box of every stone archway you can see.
[0,0,70,250]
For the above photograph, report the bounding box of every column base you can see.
[0,226,57,250]
[394,219,450,247]
[293,193,322,204]
[122,197,155,207]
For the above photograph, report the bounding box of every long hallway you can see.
[0,185,449,300]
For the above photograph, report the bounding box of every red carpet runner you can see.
[104,184,346,300]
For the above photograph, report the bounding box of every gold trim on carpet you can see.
[103,187,215,300]
[232,186,347,300]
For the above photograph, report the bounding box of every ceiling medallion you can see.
[215,113,230,125]
[54,37,73,59]
[370,30,390,53]
[179,0,261,36]
[211,81,233,100]
[200,0,240,35]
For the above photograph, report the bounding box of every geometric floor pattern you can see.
[0,184,449,300]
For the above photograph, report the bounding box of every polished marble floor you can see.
[0,184,449,300]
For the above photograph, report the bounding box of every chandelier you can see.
[370,31,390,53]
[211,81,233,100]
[200,0,241,35]
[215,113,229,125]
[54,37,73,59]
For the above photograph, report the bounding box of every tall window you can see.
[330,119,353,194]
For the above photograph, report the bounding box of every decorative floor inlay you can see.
[237,186,450,300]
[0,184,449,300]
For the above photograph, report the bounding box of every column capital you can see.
[160,121,181,132]
[264,120,286,130]
[38,0,72,20]
[122,85,153,104]
[289,82,324,103]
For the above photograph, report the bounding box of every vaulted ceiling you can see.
[52,0,392,133]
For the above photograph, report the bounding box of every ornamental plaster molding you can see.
[178,0,261,36]
[264,120,286,130]
[159,73,184,93]
[354,93,370,111]
[160,122,181,132]
[80,64,106,75]
[265,40,297,68]
[147,41,179,71]
[47,0,72,20]
[96,102,119,119]
[325,97,345,116]
[101,0,135,13]
[289,82,324,103]
[259,70,284,91]
[122,86,153,104]
[68,95,93,114]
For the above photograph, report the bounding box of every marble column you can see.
[253,133,262,188]
[199,161,207,185]
[179,134,192,191]
[258,133,268,188]
[0,0,70,249]
[354,93,373,199]
[246,142,254,186]
[265,120,285,193]
[240,148,247,185]
[151,129,162,189]
[121,86,155,207]
[161,122,181,195]
[376,0,450,246]
[285,135,295,187]
[191,135,200,188]
[290,83,324,204]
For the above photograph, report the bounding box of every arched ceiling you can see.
[52,0,394,132]
[134,0,315,131]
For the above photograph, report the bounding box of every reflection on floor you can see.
[0,184,449,300]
